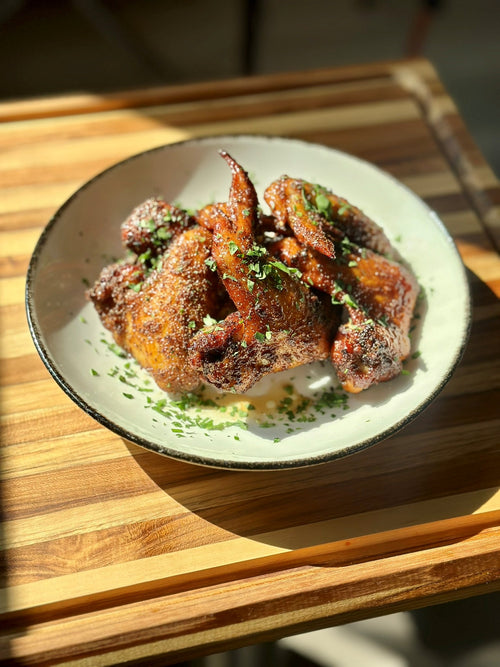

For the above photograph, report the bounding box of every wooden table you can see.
[1,58,499,665]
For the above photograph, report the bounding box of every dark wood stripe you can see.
[0,63,402,122]
[2,513,230,587]
[296,118,445,171]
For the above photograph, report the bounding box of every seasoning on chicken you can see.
[264,177,393,257]
[188,151,337,393]
[121,197,195,257]
[271,235,419,392]
[89,226,222,393]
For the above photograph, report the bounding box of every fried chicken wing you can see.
[264,177,393,257]
[271,235,419,392]
[89,226,221,393]
[121,197,195,256]
[189,152,336,393]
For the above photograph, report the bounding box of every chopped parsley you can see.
[314,192,332,218]
[92,335,351,439]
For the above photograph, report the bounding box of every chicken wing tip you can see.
[218,149,241,172]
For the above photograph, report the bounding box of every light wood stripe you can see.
[458,246,500,289]
[1,378,76,414]
[0,275,25,306]
[0,179,99,216]
[0,97,438,180]
[0,227,41,257]
[1,327,36,360]
[0,207,57,232]
[2,430,125,478]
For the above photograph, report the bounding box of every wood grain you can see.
[1,58,499,665]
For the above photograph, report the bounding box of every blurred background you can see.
[0,0,499,174]
[1,1,498,666]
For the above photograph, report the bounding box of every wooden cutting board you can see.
[1,58,499,665]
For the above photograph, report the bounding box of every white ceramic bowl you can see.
[26,135,471,469]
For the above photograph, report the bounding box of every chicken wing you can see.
[89,226,221,393]
[264,177,393,257]
[271,236,419,392]
[189,152,337,393]
[121,197,196,257]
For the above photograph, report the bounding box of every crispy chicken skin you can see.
[272,236,419,393]
[121,197,195,256]
[188,151,337,393]
[89,226,220,393]
[264,177,393,257]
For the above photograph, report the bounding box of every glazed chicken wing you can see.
[271,236,419,392]
[189,151,337,393]
[89,226,221,393]
[264,177,393,258]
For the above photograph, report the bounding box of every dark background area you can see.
[0,0,499,174]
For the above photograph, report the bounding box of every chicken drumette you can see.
[88,225,223,393]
